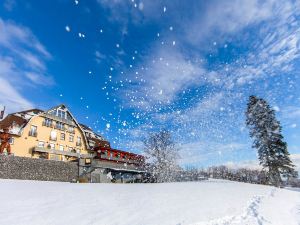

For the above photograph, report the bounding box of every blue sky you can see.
[0,0,300,170]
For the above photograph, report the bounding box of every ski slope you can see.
[0,179,299,225]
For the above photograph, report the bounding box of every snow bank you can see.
[0,179,299,225]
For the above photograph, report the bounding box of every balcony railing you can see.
[68,129,75,134]
[33,147,80,158]
[55,125,66,131]
[28,131,37,137]
[33,147,95,159]
[42,121,53,128]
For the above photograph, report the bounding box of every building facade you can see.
[0,105,107,161]
[0,104,146,183]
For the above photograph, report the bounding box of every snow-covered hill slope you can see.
[0,179,299,225]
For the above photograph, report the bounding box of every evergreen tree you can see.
[246,95,298,186]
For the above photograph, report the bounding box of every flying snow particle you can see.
[163,6,167,13]
[273,106,280,111]
[159,90,163,95]
[65,26,71,32]
[88,71,92,74]
[169,26,173,31]
[157,33,160,37]
[224,44,228,48]
[80,97,83,100]
[75,0,79,5]
[78,33,85,38]
[213,41,217,46]
[172,41,176,46]
[116,43,120,48]
[100,29,103,33]
[291,124,297,128]
[122,121,127,126]
[106,123,110,129]
[59,94,63,97]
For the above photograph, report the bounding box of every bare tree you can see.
[143,130,180,182]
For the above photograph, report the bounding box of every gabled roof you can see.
[14,108,44,115]
[0,114,27,130]
[45,104,66,113]
[79,123,93,132]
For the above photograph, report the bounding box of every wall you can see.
[0,155,78,182]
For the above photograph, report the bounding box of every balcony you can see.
[55,125,66,131]
[33,147,95,159]
[91,159,143,172]
[33,147,80,158]
[42,121,53,128]
[28,131,37,137]
[68,129,75,134]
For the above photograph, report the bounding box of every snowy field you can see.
[0,179,299,225]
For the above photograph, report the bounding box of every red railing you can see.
[94,146,144,165]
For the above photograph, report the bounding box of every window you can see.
[43,118,53,127]
[59,145,64,151]
[9,137,14,145]
[69,135,74,142]
[49,143,55,149]
[50,130,57,141]
[29,125,37,137]
[68,126,75,133]
[38,141,44,148]
[57,109,66,119]
[60,133,65,141]
[55,122,64,130]
[76,136,81,146]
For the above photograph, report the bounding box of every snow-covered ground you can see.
[0,179,299,225]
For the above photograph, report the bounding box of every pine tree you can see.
[246,96,298,186]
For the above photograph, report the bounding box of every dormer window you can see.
[57,109,66,119]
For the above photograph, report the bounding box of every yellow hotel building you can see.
[0,104,109,161]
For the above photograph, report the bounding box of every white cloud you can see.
[223,160,261,171]
[178,140,248,166]
[0,77,34,113]
[123,46,206,108]
[186,0,276,45]
[0,18,54,113]
[282,106,300,119]
[290,153,300,173]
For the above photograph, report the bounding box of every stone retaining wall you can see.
[0,155,78,182]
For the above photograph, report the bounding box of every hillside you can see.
[0,179,299,225]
